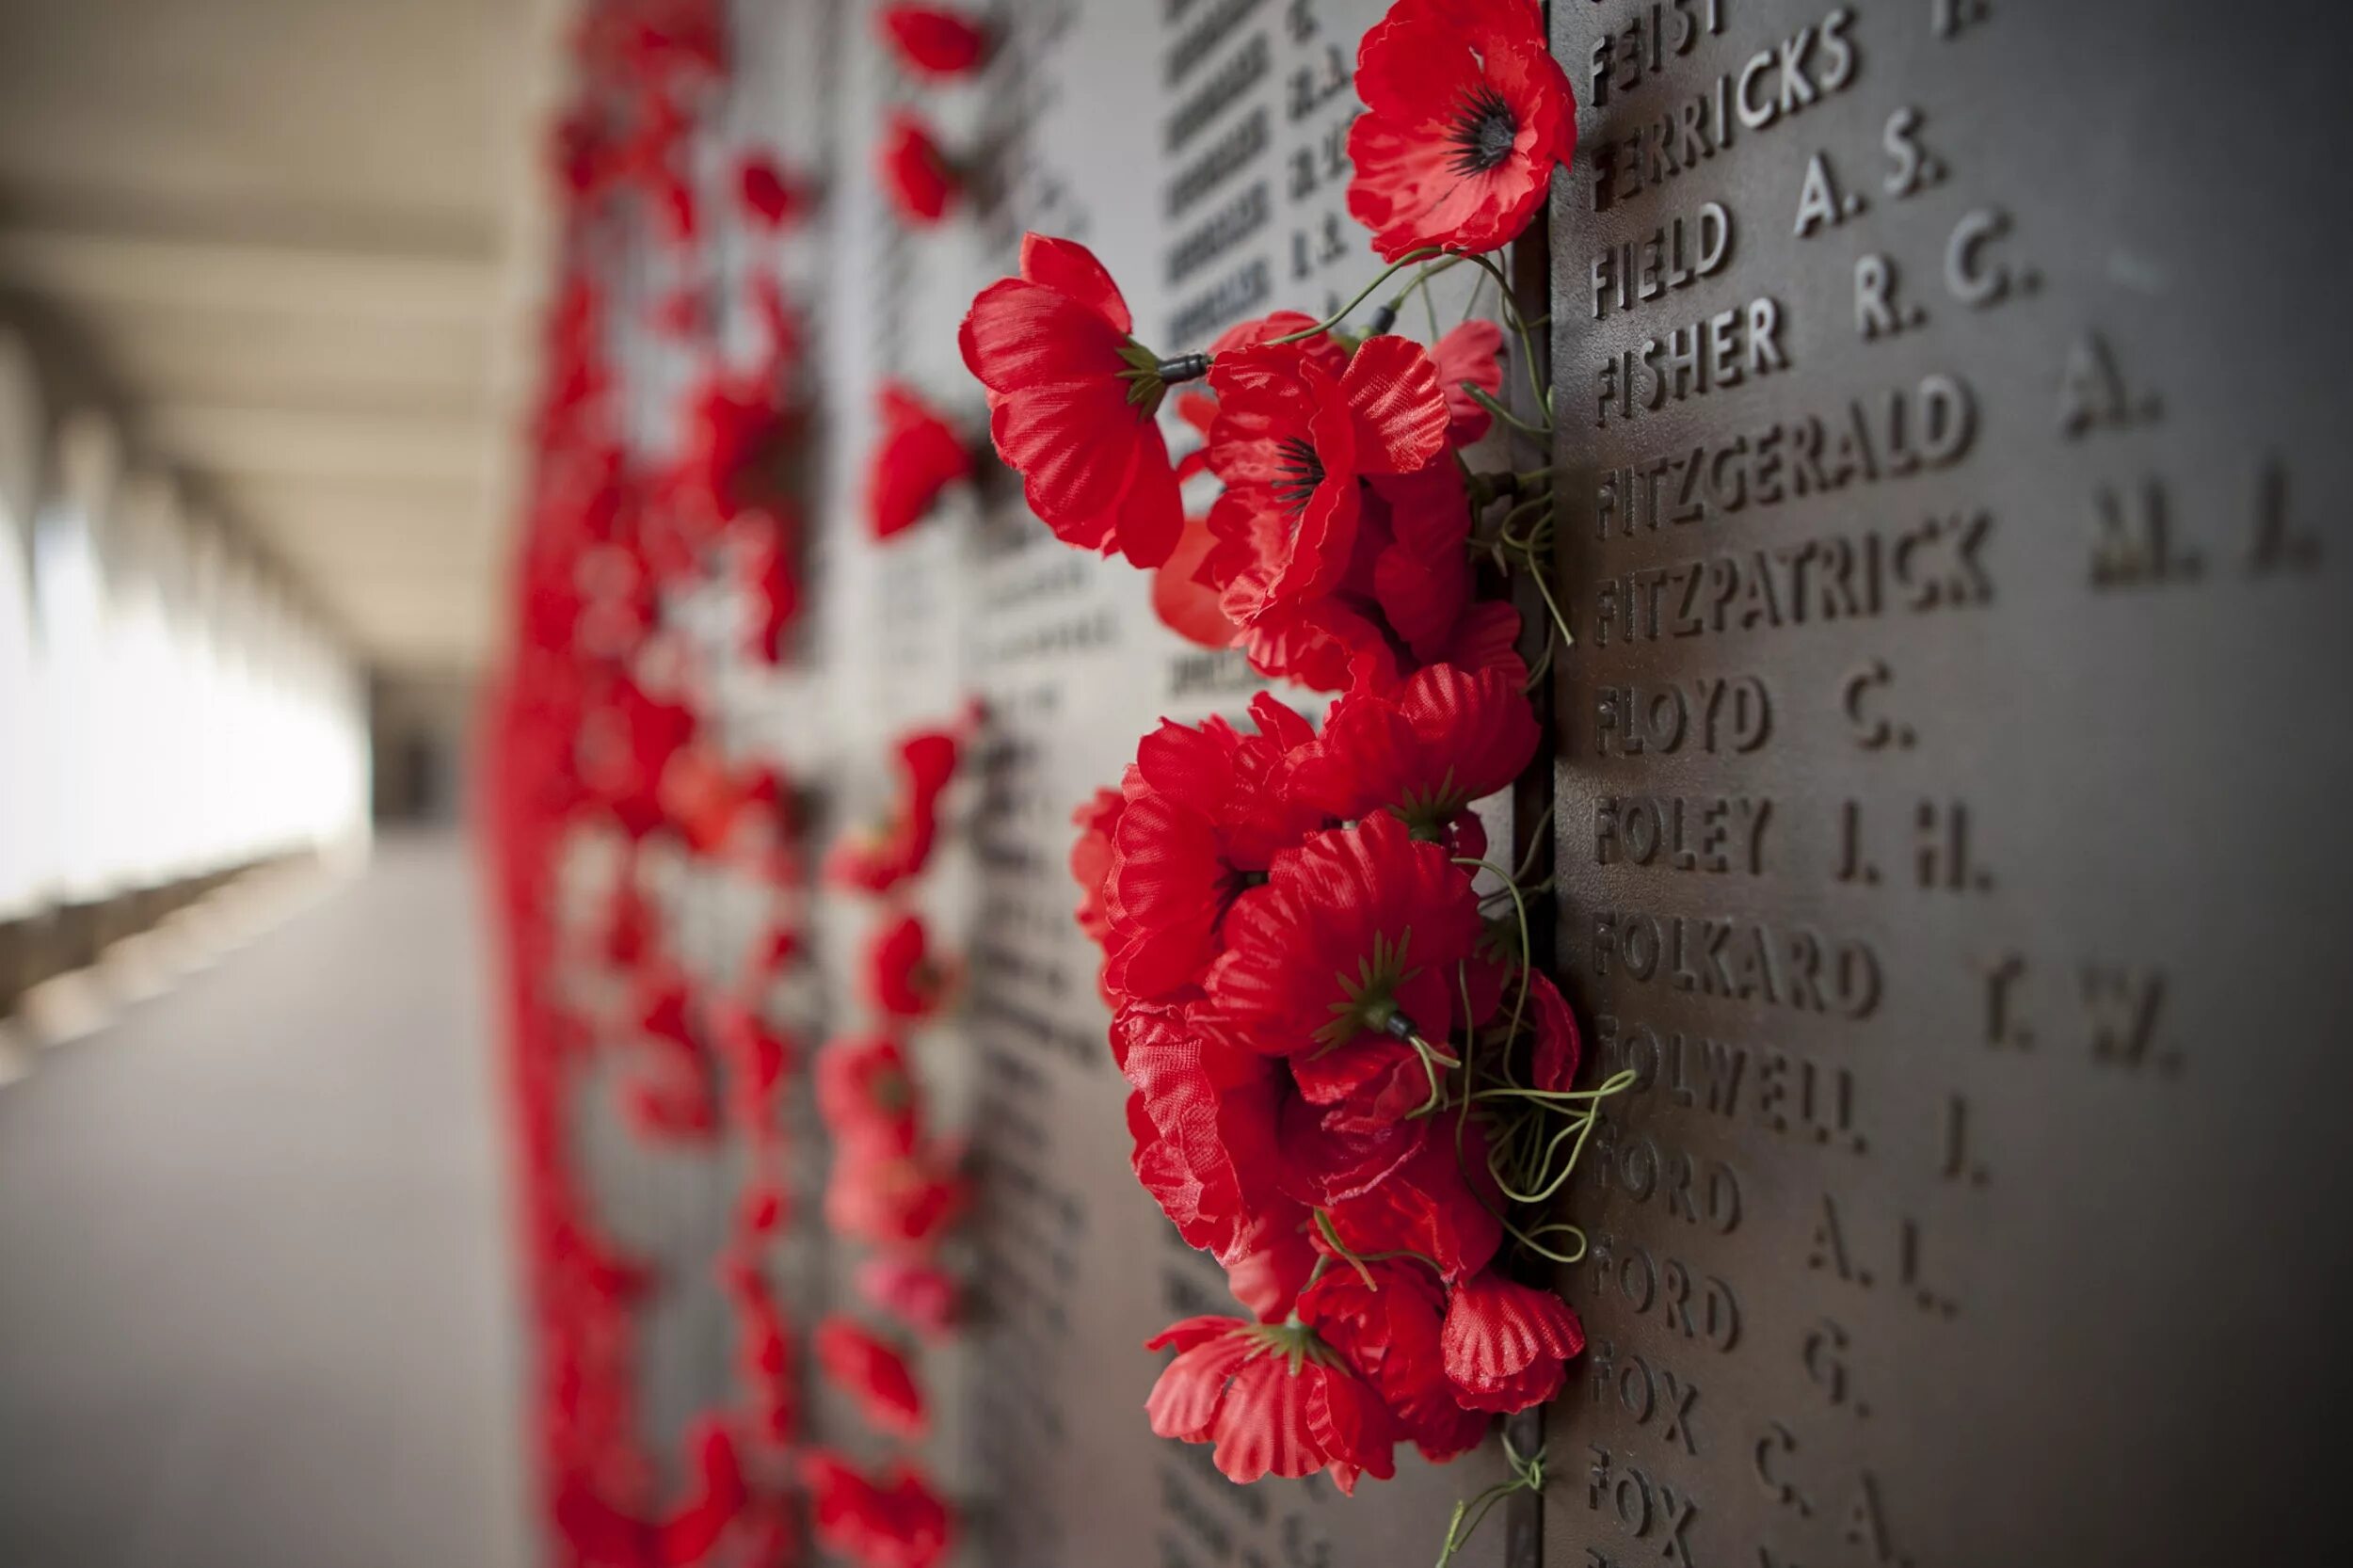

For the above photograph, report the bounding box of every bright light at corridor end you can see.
[0,327,371,923]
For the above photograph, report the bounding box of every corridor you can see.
[0,835,528,1568]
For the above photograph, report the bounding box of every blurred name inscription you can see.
[1549,3,2353,1567]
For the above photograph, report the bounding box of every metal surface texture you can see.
[1545,2,2353,1563]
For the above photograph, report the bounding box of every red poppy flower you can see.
[737,151,808,230]
[804,1449,953,1568]
[1239,596,1401,695]
[1172,389,1219,481]
[826,1143,969,1252]
[1298,1260,1490,1463]
[826,726,961,891]
[868,381,972,538]
[856,1256,962,1338]
[710,998,794,1127]
[680,369,795,521]
[1101,696,1324,999]
[959,233,1184,566]
[1527,968,1582,1092]
[1144,1316,1400,1493]
[1288,662,1539,842]
[814,1313,928,1437]
[817,1033,923,1155]
[1369,459,1475,661]
[1114,1000,1315,1319]
[1346,0,1578,261]
[878,5,988,75]
[738,1178,791,1239]
[879,109,957,224]
[864,911,951,1018]
[1318,1116,1503,1281]
[1069,785,1125,1004]
[1152,514,1239,650]
[1204,335,1449,624]
[1441,1270,1585,1412]
[1433,318,1507,443]
[1209,811,1483,1119]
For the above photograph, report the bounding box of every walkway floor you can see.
[0,833,529,1568]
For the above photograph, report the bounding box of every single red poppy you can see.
[826,725,960,891]
[1114,1000,1316,1319]
[879,109,958,224]
[1433,317,1507,443]
[1298,1260,1492,1463]
[736,151,808,230]
[878,5,988,76]
[1203,334,1449,623]
[863,911,951,1019]
[1288,662,1540,841]
[865,380,971,539]
[1209,811,1484,1119]
[816,1033,924,1155]
[1144,1315,1401,1492]
[1101,696,1325,1000]
[825,1142,969,1253]
[1346,0,1578,261]
[958,233,1186,566]
[804,1449,953,1568]
[1440,1270,1586,1412]
[856,1256,962,1338]
[1151,513,1240,650]
[814,1313,928,1437]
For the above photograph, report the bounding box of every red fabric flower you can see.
[825,726,961,891]
[709,998,794,1128]
[680,368,795,521]
[1069,786,1125,1005]
[864,911,950,1019]
[878,5,987,76]
[1433,318,1506,444]
[959,233,1184,566]
[814,1313,928,1437]
[1152,514,1239,650]
[1528,968,1582,1092]
[1114,1000,1315,1320]
[826,1143,969,1253]
[1100,696,1324,1000]
[1346,0,1577,261]
[805,1449,953,1568]
[817,1033,923,1155]
[1369,459,1476,662]
[1144,1316,1399,1493]
[856,1256,962,1338]
[868,381,971,538]
[1288,662,1539,841]
[1318,1116,1503,1281]
[1441,1270,1585,1412]
[879,109,957,224]
[1298,1260,1490,1463]
[737,151,808,230]
[1204,335,1449,624]
[1209,811,1484,1122]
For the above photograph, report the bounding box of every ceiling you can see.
[0,0,567,675]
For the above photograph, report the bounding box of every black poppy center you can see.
[1449,83,1519,175]
[1273,437,1324,514]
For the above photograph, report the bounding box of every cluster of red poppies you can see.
[962,0,1595,1503]
[481,0,845,1561]
[802,719,971,1568]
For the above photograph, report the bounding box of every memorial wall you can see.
[486,3,2353,1564]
